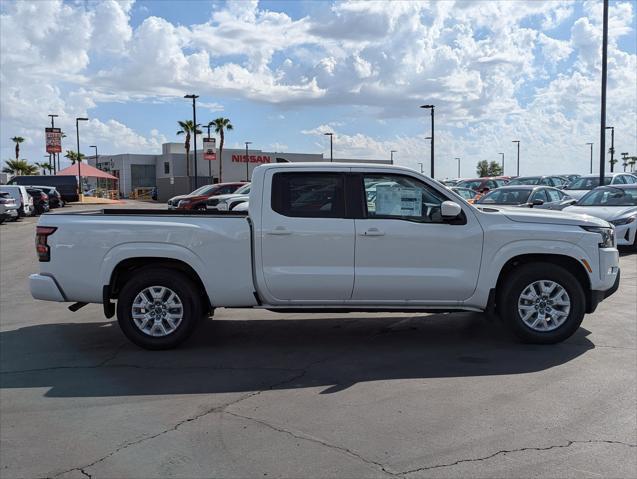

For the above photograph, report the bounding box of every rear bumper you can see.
[29,274,66,302]
[588,269,620,314]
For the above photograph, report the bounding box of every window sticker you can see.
[375,185,422,216]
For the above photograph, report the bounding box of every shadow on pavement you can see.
[0,312,594,398]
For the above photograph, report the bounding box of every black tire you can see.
[498,263,586,344]
[117,267,203,350]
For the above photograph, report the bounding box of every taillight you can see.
[35,226,57,262]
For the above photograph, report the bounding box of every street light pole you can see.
[245,141,252,181]
[324,132,333,162]
[455,157,461,178]
[48,114,59,174]
[605,126,615,172]
[420,105,435,178]
[75,117,89,200]
[586,142,594,173]
[498,153,504,174]
[390,150,397,165]
[184,94,199,188]
[418,162,424,174]
[90,145,98,190]
[599,0,609,185]
[512,140,520,175]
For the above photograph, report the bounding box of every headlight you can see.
[581,226,615,248]
[610,215,636,226]
[177,199,190,207]
[216,202,228,211]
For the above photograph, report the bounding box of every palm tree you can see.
[11,136,24,160]
[2,159,38,175]
[212,117,233,182]
[64,150,85,164]
[176,120,202,178]
[34,162,53,175]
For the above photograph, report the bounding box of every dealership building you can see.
[87,142,388,201]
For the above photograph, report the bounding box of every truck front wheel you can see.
[499,263,586,344]
[117,268,202,350]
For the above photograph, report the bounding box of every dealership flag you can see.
[203,138,216,160]
[45,127,62,154]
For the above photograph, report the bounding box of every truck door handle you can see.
[360,228,385,236]
[267,226,292,235]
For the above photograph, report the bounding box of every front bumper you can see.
[29,274,66,302]
[588,269,620,314]
[614,223,636,246]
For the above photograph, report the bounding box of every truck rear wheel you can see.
[498,263,586,344]
[117,268,202,350]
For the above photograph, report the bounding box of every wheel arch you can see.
[107,257,211,314]
[494,253,593,312]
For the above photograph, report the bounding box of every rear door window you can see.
[271,173,345,218]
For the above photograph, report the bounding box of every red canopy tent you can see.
[57,163,119,199]
[56,163,118,179]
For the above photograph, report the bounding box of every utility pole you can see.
[599,0,609,185]
[184,94,199,188]
[512,140,520,176]
[605,126,615,172]
[586,142,594,173]
[324,132,333,162]
[499,152,504,175]
[420,105,435,178]
[245,141,252,181]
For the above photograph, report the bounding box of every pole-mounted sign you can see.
[45,127,62,153]
[203,137,216,160]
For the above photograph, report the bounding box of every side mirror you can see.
[441,200,462,218]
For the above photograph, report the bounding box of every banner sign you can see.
[45,127,62,154]
[203,137,216,161]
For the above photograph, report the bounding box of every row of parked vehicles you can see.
[443,172,637,249]
[0,184,67,223]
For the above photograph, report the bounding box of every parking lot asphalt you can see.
[1,203,636,479]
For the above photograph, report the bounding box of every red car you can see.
[168,182,247,210]
[456,177,508,194]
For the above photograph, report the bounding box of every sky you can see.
[1,0,636,179]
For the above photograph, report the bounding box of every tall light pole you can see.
[586,142,594,173]
[390,150,397,165]
[512,140,520,176]
[455,157,461,178]
[599,0,609,185]
[184,94,199,188]
[75,117,89,200]
[244,141,252,181]
[498,152,504,174]
[324,132,333,162]
[420,104,435,178]
[605,126,615,172]
[48,114,59,174]
[90,145,98,190]
[425,136,432,176]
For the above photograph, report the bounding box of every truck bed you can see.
[46,208,248,216]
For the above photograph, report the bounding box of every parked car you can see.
[30,163,620,350]
[26,188,50,215]
[167,182,247,210]
[563,173,637,200]
[0,185,34,217]
[441,179,462,186]
[26,186,64,208]
[0,191,19,223]
[231,201,249,211]
[559,174,581,186]
[450,186,480,203]
[206,183,251,211]
[564,185,637,250]
[8,175,79,203]
[506,176,568,188]
[475,186,575,210]
[456,177,508,194]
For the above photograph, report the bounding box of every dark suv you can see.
[26,188,50,215]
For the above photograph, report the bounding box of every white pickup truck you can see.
[30,163,620,349]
